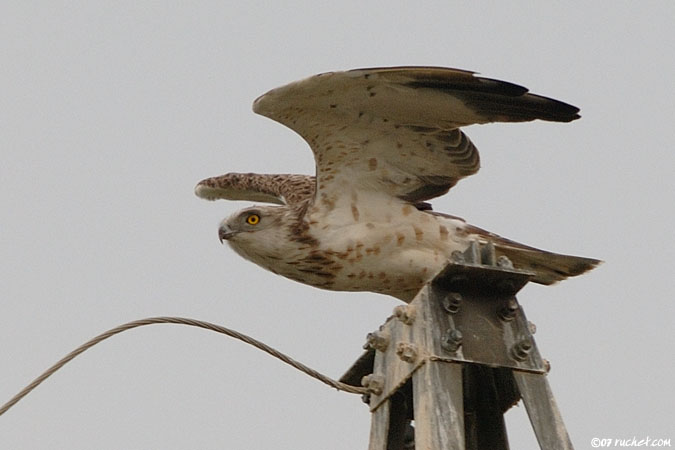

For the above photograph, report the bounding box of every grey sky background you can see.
[2,2,674,449]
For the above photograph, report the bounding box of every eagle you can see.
[195,67,600,302]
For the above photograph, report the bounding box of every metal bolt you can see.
[442,328,463,353]
[511,338,533,361]
[497,255,514,269]
[361,374,384,395]
[464,241,480,264]
[442,292,462,314]
[396,342,418,363]
[498,297,519,321]
[451,250,465,263]
[528,321,537,335]
[543,359,551,373]
[481,241,497,266]
[364,329,390,352]
[393,305,416,325]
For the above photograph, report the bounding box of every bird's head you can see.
[217,206,290,263]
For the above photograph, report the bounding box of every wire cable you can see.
[0,316,368,416]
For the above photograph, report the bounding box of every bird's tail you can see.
[465,224,602,285]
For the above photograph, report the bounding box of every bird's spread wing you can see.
[195,173,315,206]
[253,66,580,204]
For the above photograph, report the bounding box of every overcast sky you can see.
[2,2,674,449]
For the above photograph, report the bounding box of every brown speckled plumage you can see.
[196,173,315,206]
[196,67,600,301]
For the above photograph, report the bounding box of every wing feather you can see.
[252,66,579,205]
[195,173,314,206]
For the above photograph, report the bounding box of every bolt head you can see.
[361,374,384,395]
[499,297,519,321]
[442,292,462,314]
[396,342,418,363]
[497,255,514,269]
[393,305,416,325]
[451,250,465,263]
[442,328,463,353]
[365,330,390,352]
[511,338,533,361]
[528,321,537,335]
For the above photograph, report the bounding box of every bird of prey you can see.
[195,67,600,302]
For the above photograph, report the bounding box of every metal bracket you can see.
[340,241,573,450]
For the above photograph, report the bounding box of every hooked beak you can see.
[218,224,237,243]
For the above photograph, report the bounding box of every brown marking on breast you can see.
[396,233,406,246]
[366,222,375,229]
[297,267,333,278]
[402,205,413,216]
[351,204,360,221]
[349,252,364,263]
[289,218,319,247]
[335,248,352,260]
[381,234,393,245]
[378,272,386,279]
[368,158,378,170]
[320,193,336,211]
[439,225,449,241]
[413,226,424,241]
[358,270,366,279]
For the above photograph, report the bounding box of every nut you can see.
[396,342,418,363]
[361,374,384,395]
[442,292,462,314]
[393,305,416,325]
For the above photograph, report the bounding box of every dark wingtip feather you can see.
[402,69,581,123]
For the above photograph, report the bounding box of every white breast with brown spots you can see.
[306,189,469,302]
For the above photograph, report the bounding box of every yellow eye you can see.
[246,214,260,225]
